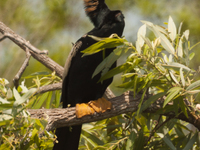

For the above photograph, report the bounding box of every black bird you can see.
[53,0,125,149]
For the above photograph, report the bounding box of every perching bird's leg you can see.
[76,97,112,118]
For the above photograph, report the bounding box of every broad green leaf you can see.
[99,63,132,81]
[137,88,147,116]
[178,22,183,35]
[162,62,191,72]
[24,71,50,78]
[141,36,153,49]
[179,98,188,118]
[186,90,200,94]
[126,132,137,150]
[13,87,21,101]
[153,37,161,51]
[33,92,49,109]
[183,30,189,41]
[134,131,145,150]
[137,24,146,47]
[168,16,177,41]
[55,90,61,108]
[189,52,195,60]
[6,88,13,99]
[0,114,12,121]
[180,68,185,87]
[0,103,13,111]
[140,92,167,113]
[163,87,183,108]
[46,91,53,109]
[81,129,104,147]
[118,80,135,90]
[177,37,183,57]
[157,133,176,150]
[169,71,180,85]
[183,132,198,150]
[81,35,127,57]
[142,20,175,54]
[0,97,10,104]
[186,80,200,91]
[92,47,128,78]
[136,24,146,54]
[14,88,37,106]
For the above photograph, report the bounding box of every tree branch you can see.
[13,48,31,88]
[29,91,200,131]
[0,21,64,78]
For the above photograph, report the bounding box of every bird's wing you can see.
[62,40,83,80]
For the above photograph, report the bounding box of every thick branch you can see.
[29,91,200,131]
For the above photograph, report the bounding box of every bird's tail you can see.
[53,125,82,150]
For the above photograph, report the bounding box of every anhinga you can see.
[53,0,125,149]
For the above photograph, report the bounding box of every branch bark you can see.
[29,91,200,131]
[0,21,63,78]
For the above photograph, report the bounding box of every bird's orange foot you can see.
[76,97,112,118]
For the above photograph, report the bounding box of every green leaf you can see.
[141,36,153,49]
[134,131,145,150]
[0,103,13,111]
[189,52,195,60]
[140,92,167,113]
[168,16,177,41]
[142,20,175,54]
[136,24,146,54]
[81,35,127,57]
[186,90,200,94]
[33,92,49,109]
[162,62,191,72]
[92,47,128,78]
[99,63,132,81]
[177,37,183,57]
[137,88,147,116]
[169,71,180,85]
[180,68,185,87]
[163,87,183,108]
[126,132,137,150]
[81,129,104,147]
[13,87,21,101]
[14,88,37,106]
[183,30,189,41]
[179,98,188,118]
[157,133,176,150]
[0,97,10,104]
[46,91,53,109]
[178,22,183,35]
[186,80,200,91]
[183,132,198,150]
[55,90,61,108]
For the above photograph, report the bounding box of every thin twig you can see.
[145,116,172,145]
[35,82,62,95]
[0,35,7,42]
[0,21,64,78]
[13,48,31,88]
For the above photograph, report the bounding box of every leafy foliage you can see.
[0,78,55,150]
[79,16,200,149]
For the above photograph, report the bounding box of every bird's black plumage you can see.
[53,0,125,149]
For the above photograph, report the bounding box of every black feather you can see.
[53,0,125,149]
